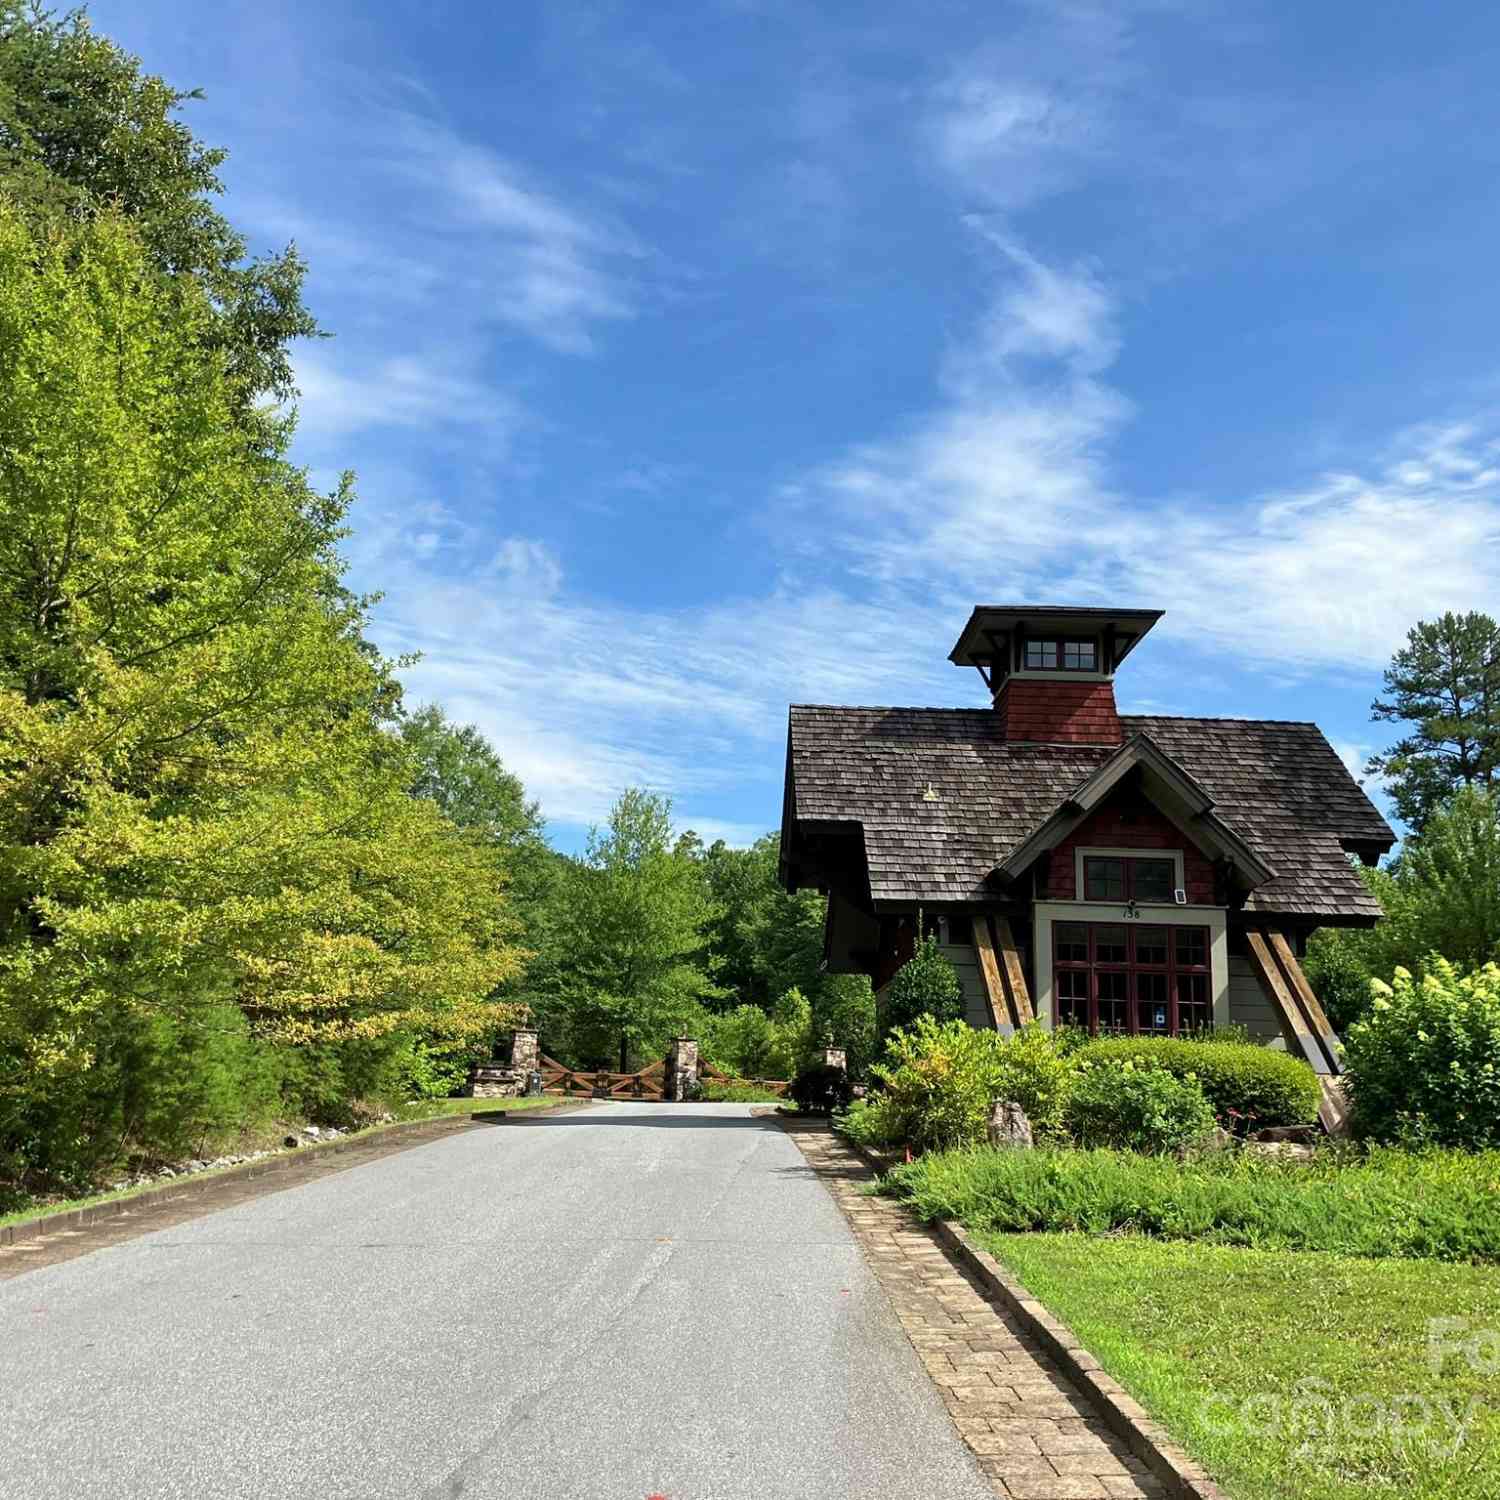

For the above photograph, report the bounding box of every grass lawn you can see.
[0,1093,573,1229]
[987,1231,1500,1500]
[392,1094,564,1121]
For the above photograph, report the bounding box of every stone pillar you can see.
[467,1027,543,1099]
[510,1027,540,1074]
[664,1036,700,1102]
[822,1046,847,1073]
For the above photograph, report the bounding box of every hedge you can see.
[1075,1036,1320,1130]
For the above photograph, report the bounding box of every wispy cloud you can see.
[388,112,644,354]
[346,221,1500,837]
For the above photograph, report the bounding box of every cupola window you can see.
[1023,637,1097,671]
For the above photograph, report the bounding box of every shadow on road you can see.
[481,1108,792,1130]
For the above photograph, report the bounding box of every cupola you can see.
[946,605,1164,746]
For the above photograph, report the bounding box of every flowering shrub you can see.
[1343,960,1500,1148]
[1064,1062,1217,1153]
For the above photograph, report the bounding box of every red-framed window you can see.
[1053,921,1212,1036]
[1082,854,1177,903]
[1023,636,1098,672]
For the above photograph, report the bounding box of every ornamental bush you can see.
[1076,1035,1320,1131]
[1064,1062,1217,1153]
[1343,960,1500,1149]
[882,937,964,1035]
[789,1062,854,1114]
[864,1017,1076,1153]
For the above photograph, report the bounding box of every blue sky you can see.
[98,0,1500,849]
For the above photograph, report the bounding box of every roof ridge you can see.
[1121,713,1321,729]
[789,702,994,713]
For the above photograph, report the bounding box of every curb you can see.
[1,1100,586,1247]
[835,1132,1229,1500]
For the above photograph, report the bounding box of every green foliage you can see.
[866,1017,1075,1152]
[1369,789,1500,974]
[812,971,878,1079]
[521,790,720,1069]
[1,999,280,1187]
[1064,1062,1217,1153]
[0,204,523,1187]
[0,3,316,404]
[1076,1035,1321,1130]
[836,1094,903,1149]
[683,832,878,1075]
[400,704,545,859]
[883,936,964,1036]
[1308,790,1500,1021]
[700,989,809,1080]
[693,833,822,1011]
[989,1023,1076,1139]
[1343,960,1500,1148]
[882,1144,1500,1261]
[789,1062,854,1114]
[698,1080,786,1103]
[1303,926,1380,1030]
[1368,611,1500,832]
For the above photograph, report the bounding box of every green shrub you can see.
[1304,928,1378,1031]
[0,999,283,1191]
[1344,960,1500,1148]
[700,1080,786,1103]
[883,936,964,1035]
[881,1143,1500,1262]
[700,991,810,1081]
[1065,1062,1217,1153]
[789,1062,854,1113]
[1076,1035,1319,1131]
[866,1017,1076,1153]
[837,1094,903,1149]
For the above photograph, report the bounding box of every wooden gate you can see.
[540,1054,668,1099]
[539,1053,789,1100]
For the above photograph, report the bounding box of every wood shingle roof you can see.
[785,705,1394,919]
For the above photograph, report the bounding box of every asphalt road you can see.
[2,1103,995,1499]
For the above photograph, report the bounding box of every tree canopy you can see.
[0,2,316,404]
[1367,611,1500,831]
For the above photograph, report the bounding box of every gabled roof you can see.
[783,706,1394,919]
[992,733,1276,889]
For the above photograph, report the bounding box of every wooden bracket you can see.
[973,915,1035,1034]
[1244,926,1348,1135]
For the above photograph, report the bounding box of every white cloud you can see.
[292,349,523,452]
[346,223,1500,837]
[389,113,642,355]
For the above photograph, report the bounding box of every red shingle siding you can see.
[1049,792,1217,903]
[996,678,1123,746]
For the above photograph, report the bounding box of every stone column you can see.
[822,1046,848,1073]
[510,1027,540,1074]
[664,1036,700,1102]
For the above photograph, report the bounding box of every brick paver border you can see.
[780,1118,1226,1500]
